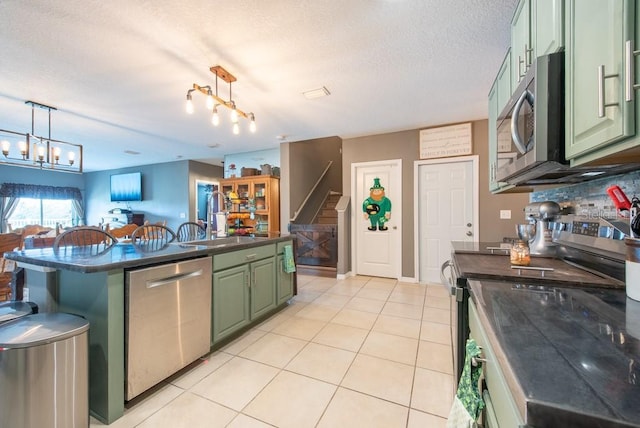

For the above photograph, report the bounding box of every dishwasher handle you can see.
[146,269,204,288]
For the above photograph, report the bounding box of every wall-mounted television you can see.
[110,172,142,202]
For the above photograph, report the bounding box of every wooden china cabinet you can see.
[219,175,280,234]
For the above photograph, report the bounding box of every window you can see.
[8,197,75,229]
[0,183,84,233]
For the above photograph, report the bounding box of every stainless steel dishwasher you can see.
[125,256,212,400]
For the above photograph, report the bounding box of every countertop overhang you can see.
[3,234,295,273]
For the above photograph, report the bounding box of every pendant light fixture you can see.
[0,101,83,173]
[185,65,256,134]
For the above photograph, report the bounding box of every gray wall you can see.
[84,160,221,231]
[342,119,529,278]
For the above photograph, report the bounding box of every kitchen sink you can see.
[177,235,271,248]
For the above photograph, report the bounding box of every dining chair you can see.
[176,222,206,242]
[131,224,176,243]
[107,223,139,241]
[0,232,23,301]
[53,226,117,255]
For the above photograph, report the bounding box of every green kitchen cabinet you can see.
[489,50,515,193]
[211,243,277,345]
[532,0,564,57]
[511,0,564,88]
[566,0,638,165]
[249,256,277,319]
[511,0,532,86]
[212,264,251,343]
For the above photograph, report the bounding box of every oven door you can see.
[441,259,468,382]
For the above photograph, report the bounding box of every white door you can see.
[416,156,478,283]
[352,160,402,279]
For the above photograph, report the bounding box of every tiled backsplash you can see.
[531,170,640,219]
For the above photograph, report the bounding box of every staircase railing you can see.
[290,160,333,223]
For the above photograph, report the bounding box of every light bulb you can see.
[68,151,75,166]
[249,114,256,133]
[211,106,220,126]
[18,140,27,157]
[230,108,238,123]
[233,122,240,135]
[186,93,194,114]
[37,145,45,161]
[53,146,61,163]
[1,140,9,156]
[206,90,214,110]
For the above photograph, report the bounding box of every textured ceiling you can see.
[0,0,517,172]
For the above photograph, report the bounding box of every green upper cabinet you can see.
[496,49,512,112]
[512,0,565,87]
[511,0,533,86]
[489,50,513,193]
[566,0,638,164]
[532,0,565,56]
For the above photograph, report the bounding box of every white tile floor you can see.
[91,275,454,427]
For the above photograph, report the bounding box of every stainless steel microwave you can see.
[495,52,566,185]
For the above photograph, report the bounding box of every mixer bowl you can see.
[516,223,536,241]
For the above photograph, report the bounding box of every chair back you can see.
[131,224,176,243]
[107,223,138,240]
[176,222,206,242]
[0,233,22,272]
[53,226,117,255]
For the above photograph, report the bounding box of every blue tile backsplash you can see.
[531,170,640,219]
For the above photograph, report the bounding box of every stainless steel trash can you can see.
[0,312,89,428]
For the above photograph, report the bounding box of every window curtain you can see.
[0,196,19,232]
[0,183,85,229]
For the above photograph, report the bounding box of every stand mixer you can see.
[522,201,561,256]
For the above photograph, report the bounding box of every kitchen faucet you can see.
[206,191,228,239]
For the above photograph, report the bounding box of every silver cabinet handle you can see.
[598,65,619,117]
[625,40,640,102]
[245,253,257,260]
[146,269,203,288]
[510,89,534,155]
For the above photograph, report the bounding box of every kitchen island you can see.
[4,234,296,425]
[468,279,640,427]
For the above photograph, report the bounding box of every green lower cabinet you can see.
[276,254,294,305]
[212,264,251,344]
[249,257,277,319]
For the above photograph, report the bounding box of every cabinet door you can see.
[276,254,294,305]
[511,0,532,85]
[488,81,500,192]
[566,0,634,161]
[533,0,564,56]
[212,265,251,344]
[496,49,512,111]
[250,257,277,319]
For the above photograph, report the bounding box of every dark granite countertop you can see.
[4,234,294,273]
[452,252,625,289]
[468,279,640,427]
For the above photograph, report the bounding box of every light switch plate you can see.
[500,210,511,219]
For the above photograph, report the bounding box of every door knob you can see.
[466,231,473,236]
[467,223,472,227]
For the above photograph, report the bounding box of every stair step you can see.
[316,217,337,224]
[321,209,337,217]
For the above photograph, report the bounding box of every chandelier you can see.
[186,65,256,135]
[0,101,83,173]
